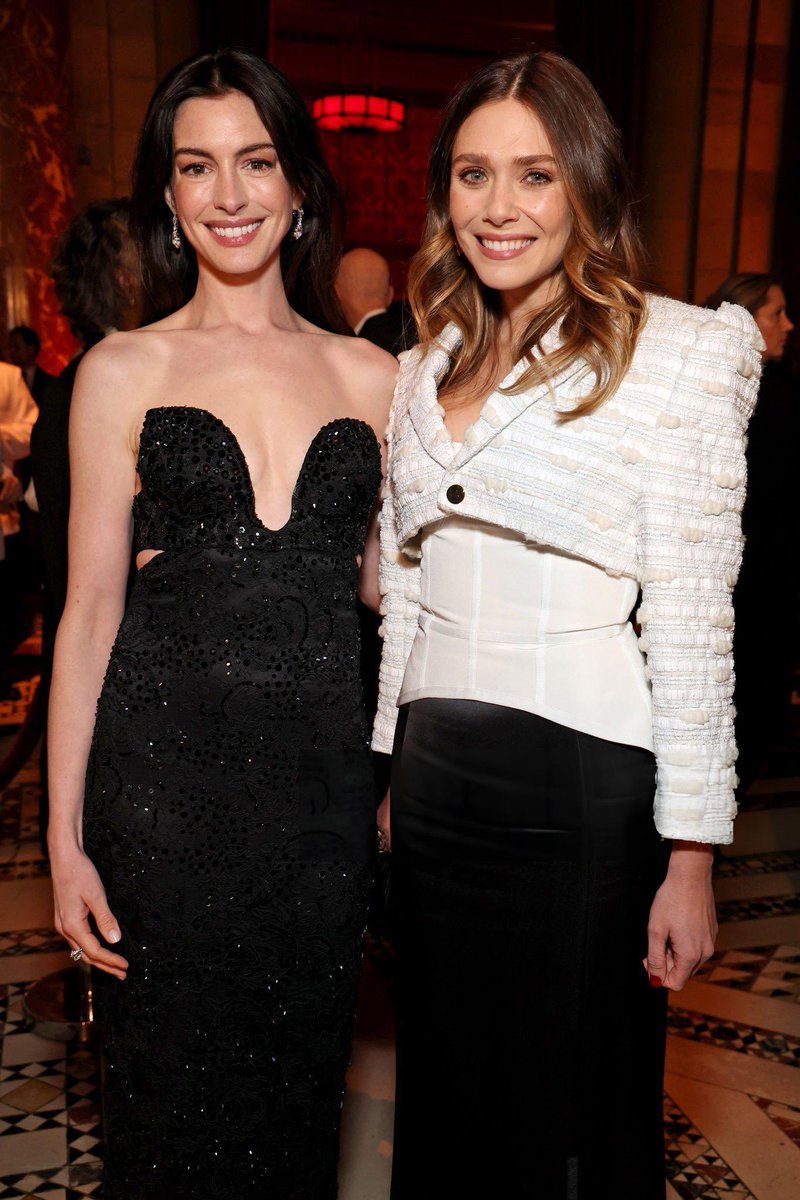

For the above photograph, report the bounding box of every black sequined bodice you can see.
[133,404,381,554]
[83,404,383,1199]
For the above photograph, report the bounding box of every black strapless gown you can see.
[82,406,382,1200]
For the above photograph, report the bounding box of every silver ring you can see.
[69,947,84,962]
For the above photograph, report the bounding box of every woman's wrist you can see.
[667,840,714,880]
[47,816,84,856]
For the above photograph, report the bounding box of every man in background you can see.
[0,358,36,666]
[335,247,413,356]
[7,325,54,406]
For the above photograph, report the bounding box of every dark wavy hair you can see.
[50,199,132,346]
[409,50,649,420]
[130,47,348,331]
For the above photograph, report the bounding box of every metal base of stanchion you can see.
[23,961,94,1044]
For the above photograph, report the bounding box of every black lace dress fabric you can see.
[83,406,382,1199]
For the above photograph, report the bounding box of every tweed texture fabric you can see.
[373,295,763,844]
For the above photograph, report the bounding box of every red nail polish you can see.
[649,974,662,988]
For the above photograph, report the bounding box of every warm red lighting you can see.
[313,94,406,132]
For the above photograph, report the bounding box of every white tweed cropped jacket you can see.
[372,294,764,844]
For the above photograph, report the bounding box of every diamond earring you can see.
[171,213,181,250]
[292,207,304,241]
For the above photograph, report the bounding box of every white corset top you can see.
[398,515,654,751]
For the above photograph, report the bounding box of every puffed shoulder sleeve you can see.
[371,377,423,755]
[636,302,763,844]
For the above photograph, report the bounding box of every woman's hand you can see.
[51,843,129,980]
[643,841,717,991]
[377,788,391,852]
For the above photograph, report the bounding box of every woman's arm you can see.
[352,339,395,614]
[637,303,762,845]
[358,496,383,613]
[636,303,762,988]
[364,349,425,755]
[47,339,140,980]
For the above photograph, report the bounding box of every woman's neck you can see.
[500,268,564,344]
[183,254,299,334]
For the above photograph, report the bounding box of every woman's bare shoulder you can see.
[326,331,397,391]
[293,323,396,430]
[77,313,199,393]
[72,328,183,444]
[73,333,138,398]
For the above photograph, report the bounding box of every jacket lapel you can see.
[406,320,589,471]
[405,324,461,469]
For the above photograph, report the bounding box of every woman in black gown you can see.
[47,50,394,1199]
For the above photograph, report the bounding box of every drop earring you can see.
[171,213,181,250]
[292,207,304,241]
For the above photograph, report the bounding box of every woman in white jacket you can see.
[374,51,762,1199]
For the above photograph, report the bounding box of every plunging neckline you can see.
[138,405,379,535]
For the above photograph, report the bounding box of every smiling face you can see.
[754,285,794,361]
[168,89,301,274]
[448,97,572,315]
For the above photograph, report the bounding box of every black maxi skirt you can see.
[390,699,670,1200]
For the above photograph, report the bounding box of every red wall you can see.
[0,0,78,372]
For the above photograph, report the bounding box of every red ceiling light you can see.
[313,94,406,133]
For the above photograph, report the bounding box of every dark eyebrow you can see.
[452,152,557,167]
[173,142,276,159]
[515,154,557,167]
[237,142,275,156]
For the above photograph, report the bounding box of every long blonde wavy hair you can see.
[409,50,649,420]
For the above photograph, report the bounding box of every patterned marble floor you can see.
[1,651,799,1197]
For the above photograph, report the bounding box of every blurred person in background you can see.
[7,326,54,615]
[0,355,36,673]
[706,273,798,793]
[33,199,144,630]
[30,198,145,843]
[8,324,55,405]
[336,246,413,354]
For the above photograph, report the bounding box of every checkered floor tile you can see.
[695,945,800,1003]
[751,1095,800,1150]
[668,1006,800,1066]
[0,929,67,958]
[716,894,800,923]
[664,1095,754,1197]
[0,856,50,882]
[0,979,103,1192]
[716,848,800,877]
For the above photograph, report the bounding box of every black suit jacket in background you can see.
[358,302,415,357]
[30,356,82,623]
[29,365,56,406]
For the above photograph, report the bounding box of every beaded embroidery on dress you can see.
[83,406,382,1199]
